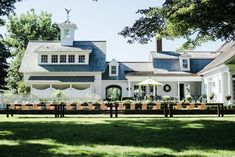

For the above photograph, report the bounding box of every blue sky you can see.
[1,0,224,61]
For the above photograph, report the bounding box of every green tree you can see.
[0,0,21,26]
[5,9,60,92]
[0,38,10,90]
[17,80,30,95]
[0,0,21,90]
[119,0,235,50]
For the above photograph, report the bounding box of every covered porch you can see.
[126,75,202,101]
[28,76,95,99]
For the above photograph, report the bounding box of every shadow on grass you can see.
[0,118,235,156]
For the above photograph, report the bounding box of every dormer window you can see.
[64,29,70,38]
[78,55,85,63]
[109,59,119,76]
[41,55,48,63]
[60,55,67,63]
[182,59,188,69]
[180,53,191,71]
[111,66,117,75]
[51,55,58,63]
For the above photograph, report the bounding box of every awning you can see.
[28,76,95,82]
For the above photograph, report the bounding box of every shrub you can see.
[163,95,170,102]
[186,96,193,103]
[17,81,30,95]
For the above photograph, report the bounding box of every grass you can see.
[0,115,235,157]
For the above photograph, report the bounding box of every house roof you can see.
[125,71,199,77]
[151,51,219,74]
[35,42,92,52]
[151,51,219,59]
[19,40,106,73]
[28,76,95,82]
[153,58,214,73]
[102,62,153,80]
[198,40,235,74]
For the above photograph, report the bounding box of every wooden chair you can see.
[15,104,22,110]
[66,104,73,110]
[88,103,95,110]
[130,103,135,110]
[199,103,206,110]
[77,103,82,110]
[187,104,195,110]
[153,103,161,110]
[176,103,182,110]
[33,104,39,110]
[22,104,27,110]
[46,104,51,110]
[118,103,124,110]
[101,103,107,110]
[142,104,147,110]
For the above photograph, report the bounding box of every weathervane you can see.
[65,8,71,21]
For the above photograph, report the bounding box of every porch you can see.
[126,75,202,101]
[28,76,95,99]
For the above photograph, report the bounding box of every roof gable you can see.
[198,40,235,74]
[20,40,106,73]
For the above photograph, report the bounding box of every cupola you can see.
[58,9,78,46]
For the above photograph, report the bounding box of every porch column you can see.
[69,84,72,89]
[50,84,52,89]
[128,80,131,97]
[138,85,141,97]
[177,81,180,101]
[30,84,33,98]
[153,85,156,96]
[228,71,232,100]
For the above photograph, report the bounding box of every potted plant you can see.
[225,95,232,107]
[209,93,215,102]
[186,95,193,103]
[163,95,170,102]
[225,95,231,101]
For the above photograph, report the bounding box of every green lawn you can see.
[0,115,235,157]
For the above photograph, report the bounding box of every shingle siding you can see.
[153,59,180,71]
[190,59,213,73]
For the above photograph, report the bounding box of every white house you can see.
[19,19,235,103]
[198,40,235,103]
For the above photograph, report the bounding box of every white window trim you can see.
[38,52,90,65]
[180,57,190,71]
[108,59,119,76]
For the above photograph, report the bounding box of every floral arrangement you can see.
[186,95,193,103]
[225,95,231,101]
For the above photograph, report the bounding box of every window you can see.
[182,59,188,69]
[68,55,75,63]
[111,66,117,75]
[64,29,70,38]
[108,59,119,76]
[60,55,66,63]
[41,55,48,63]
[78,55,85,63]
[51,55,58,63]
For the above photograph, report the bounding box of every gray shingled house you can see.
[19,19,235,103]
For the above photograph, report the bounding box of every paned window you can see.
[41,55,48,63]
[78,55,85,63]
[68,55,75,63]
[51,55,58,63]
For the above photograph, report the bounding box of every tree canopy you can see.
[119,0,235,50]
[0,38,10,90]
[5,9,60,92]
[0,0,21,90]
[0,0,21,26]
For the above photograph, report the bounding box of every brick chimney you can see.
[156,38,162,52]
